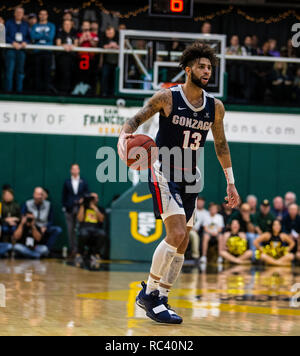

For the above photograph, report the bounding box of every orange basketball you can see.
[126,134,158,171]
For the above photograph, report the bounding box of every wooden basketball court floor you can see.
[1,259,300,336]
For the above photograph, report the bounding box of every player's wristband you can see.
[224,167,235,185]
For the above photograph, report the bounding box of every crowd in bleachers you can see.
[189,191,300,268]
[0,6,299,104]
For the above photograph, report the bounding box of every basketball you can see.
[126,134,158,171]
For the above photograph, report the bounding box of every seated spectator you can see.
[220,220,252,265]
[75,193,106,269]
[56,19,78,94]
[220,202,233,228]
[282,203,300,242]
[13,212,48,259]
[189,197,209,262]
[31,9,56,93]
[74,21,99,95]
[268,39,281,57]
[254,219,295,266]
[271,196,287,221]
[0,188,21,240]
[228,202,257,257]
[0,238,12,258]
[246,194,257,214]
[270,62,293,103]
[253,199,275,234]
[200,203,224,264]
[285,191,297,207]
[22,187,62,252]
[99,26,119,97]
[5,6,30,93]
[228,203,256,233]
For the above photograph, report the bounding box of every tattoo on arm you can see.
[212,99,232,165]
[123,89,171,133]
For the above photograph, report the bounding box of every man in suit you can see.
[62,164,89,256]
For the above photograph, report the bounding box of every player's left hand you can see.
[225,184,240,208]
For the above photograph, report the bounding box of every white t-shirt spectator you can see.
[204,213,224,234]
[194,208,210,232]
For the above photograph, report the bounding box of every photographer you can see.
[75,193,106,268]
[13,213,49,259]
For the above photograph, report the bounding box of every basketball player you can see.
[118,42,240,324]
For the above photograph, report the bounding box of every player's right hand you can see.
[117,131,134,161]
[225,184,240,209]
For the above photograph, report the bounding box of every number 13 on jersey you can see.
[183,131,202,150]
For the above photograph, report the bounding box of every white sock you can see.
[159,253,185,297]
[145,240,177,295]
[146,276,160,295]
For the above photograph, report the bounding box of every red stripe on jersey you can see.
[150,167,163,215]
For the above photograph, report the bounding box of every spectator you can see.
[91,21,100,37]
[254,219,295,266]
[13,212,49,259]
[285,191,297,207]
[270,62,293,103]
[271,196,287,221]
[228,203,256,233]
[286,39,297,58]
[0,236,12,258]
[31,9,56,93]
[246,194,257,214]
[294,67,300,102]
[5,6,30,93]
[27,13,37,31]
[251,35,259,52]
[62,164,89,256]
[282,203,300,242]
[56,19,78,94]
[74,21,99,95]
[22,187,62,252]
[75,193,106,269]
[118,23,126,32]
[268,39,281,57]
[0,17,4,25]
[226,35,246,56]
[63,9,80,31]
[201,21,212,35]
[0,188,21,241]
[99,26,119,97]
[253,199,275,234]
[254,41,273,102]
[200,203,224,264]
[220,202,233,227]
[244,35,258,56]
[100,11,119,33]
[220,220,252,265]
[23,13,37,92]
[226,35,247,99]
[189,197,209,262]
